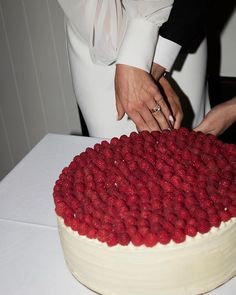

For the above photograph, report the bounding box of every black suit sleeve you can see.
[159,0,208,52]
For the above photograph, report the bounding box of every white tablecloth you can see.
[0,133,235,294]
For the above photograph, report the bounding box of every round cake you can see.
[53,128,236,295]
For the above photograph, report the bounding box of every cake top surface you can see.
[53,128,236,247]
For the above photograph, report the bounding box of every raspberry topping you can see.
[53,128,236,247]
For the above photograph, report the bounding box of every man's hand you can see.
[151,62,183,129]
[158,75,183,129]
[115,64,172,132]
[194,97,236,136]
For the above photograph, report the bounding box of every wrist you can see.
[151,63,166,81]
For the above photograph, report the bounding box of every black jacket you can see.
[160,0,208,52]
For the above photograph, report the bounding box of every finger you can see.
[152,108,171,131]
[153,98,172,130]
[193,121,214,134]
[193,122,208,133]
[140,105,162,131]
[115,95,125,121]
[128,111,152,132]
[173,111,183,129]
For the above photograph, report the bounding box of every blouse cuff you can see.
[116,19,159,72]
[153,36,182,71]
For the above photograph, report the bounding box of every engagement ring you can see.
[151,103,161,114]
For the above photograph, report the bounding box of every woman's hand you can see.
[115,64,173,132]
[194,97,236,136]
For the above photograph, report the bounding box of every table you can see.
[0,133,235,295]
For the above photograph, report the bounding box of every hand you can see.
[158,75,183,129]
[194,97,236,136]
[115,64,173,132]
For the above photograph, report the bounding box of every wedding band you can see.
[151,103,161,114]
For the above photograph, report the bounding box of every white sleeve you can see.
[116,0,174,72]
[153,36,182,71]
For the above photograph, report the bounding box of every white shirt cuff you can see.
[116,19,159,72]
[154,36,182,71]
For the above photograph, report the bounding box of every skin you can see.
[115,63,183,132]
[158,74,183,129]
[194,97,236,136]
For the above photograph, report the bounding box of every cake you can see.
[53,128,236,295]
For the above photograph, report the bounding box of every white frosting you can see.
[57,216,236,295]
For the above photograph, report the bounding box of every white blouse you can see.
[57,0,177,72]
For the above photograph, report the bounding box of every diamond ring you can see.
[151,103,161,114]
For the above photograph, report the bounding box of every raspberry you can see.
[150,221,163,233]
[198,219,211,234]
[140,209,152,219]
[182,182,192,193]
[118,233,130,246]
[182,149,191,160]
[127,160,138,171]
[125,186,136,196]
[228,205,236,217]
[185,195,197,207]
[162,195,173,208]
[158,230,171,244]
[137,218,149,227]
[138,187,150,200]
[97,229,109,242]
[179,208,190,220]
[220,179,231,188]
[175,219,186,229]
[223,195,232,206]
[139,159,152,172]
[185,224,197,237]
[151,198,162,210]
[127,225,138,236]
[219,210,231,222]
[64,215,73,227]
[200,198,214,209]
[188,218,198,227]
[102,146,113,157]
[114,221,126,232]
[206,207,217,215]
[175,193,185,203]
[165,213,177,224]
[126,194,138,207]
[84,214,93,225]
[224,171,234,180]
[102,222,113,232]
[53,192,63,203]
[91,218,101,229]
[78,223,89,236]
[87,227,97,239]
[162,221,175,234]
[161,180,174,192]
[110,137,119,146]
[131,232,144,246]
[172,229,186,243]
[144,232,159,247]
[55,201,67,217]
[171,175,182,187]
[115,199,126,209]
[210,193,221,204]
[107,233,119,247]
[208,214,221,227]
[195,208,208,220]
[139,225,150,237]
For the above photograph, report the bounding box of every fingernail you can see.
[169,115,174,124]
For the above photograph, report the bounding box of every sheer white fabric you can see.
[57,0,173,67]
